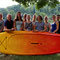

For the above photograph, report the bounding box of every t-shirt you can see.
[35,22,45,31]
[0,20,4,31]
[4,20,13,29]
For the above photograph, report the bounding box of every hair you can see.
[28,14,31,17]
[0,13,3,20]
[27,14,31,18]
[15,12,23,21]
[24,13,27,17]
[52,15,56,18]
[37,15,43,21]
[26,14,31,21]
[53,15,56,16]
[6,14,12,20]
[44,16,49,22]
[7,14,11,17]
[23,13,27,21]
[32,15,36,19]
[57,15,60,16]
[33,14,36,17]
[44,16,48,20]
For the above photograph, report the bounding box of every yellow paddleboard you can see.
[0,31,60,55]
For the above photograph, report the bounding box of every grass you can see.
[0,54,60,60]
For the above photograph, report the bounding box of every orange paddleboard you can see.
[0,31,60,55]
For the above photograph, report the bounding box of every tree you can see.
[13,0,60,9]
[8,10,15,20]
[0,8,8,19]
[7,5,21,12]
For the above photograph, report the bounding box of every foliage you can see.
[8,10,15,20]
[13,0,60,9]
[0,8,8,19]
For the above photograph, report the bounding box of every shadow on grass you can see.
[0,54,60,60]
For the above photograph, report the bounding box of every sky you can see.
[0,0,18,8]
[0,0,60,8]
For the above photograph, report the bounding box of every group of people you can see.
[0,12,60,34]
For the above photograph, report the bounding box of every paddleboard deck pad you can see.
[0,31,60,55]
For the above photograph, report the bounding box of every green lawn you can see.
[0,54,60,60]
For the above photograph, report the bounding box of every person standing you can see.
[51,15,56,33]
[44,16,51,32]
[55,15,60,33]
[4,14,15,32]
[14,12,23,31]
[34,15,47,32]
[0,13,4,32]
[24,14,33,31]
[32,15,36,25]
[22,14,27,30]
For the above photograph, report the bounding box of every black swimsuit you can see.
[56,21,60,34]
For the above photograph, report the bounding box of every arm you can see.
[23,22,27,31]
[32,23,35,30]
[33,25,36,31]
[4,26,11,32]
[4,21,10,32]
[40,25,47,32]
[33,25,39,32]
[0,22,4,32]
[48,23,51,32]
[20,22,24,31]
[13,20,16,30]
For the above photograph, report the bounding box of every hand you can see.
[40,30,44,32]
[11,28,15,31]
[14,28,17,31]
[33,29,39,32]
[52,32,55,34]
[48,31,51,33]
[24,29,27,31]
